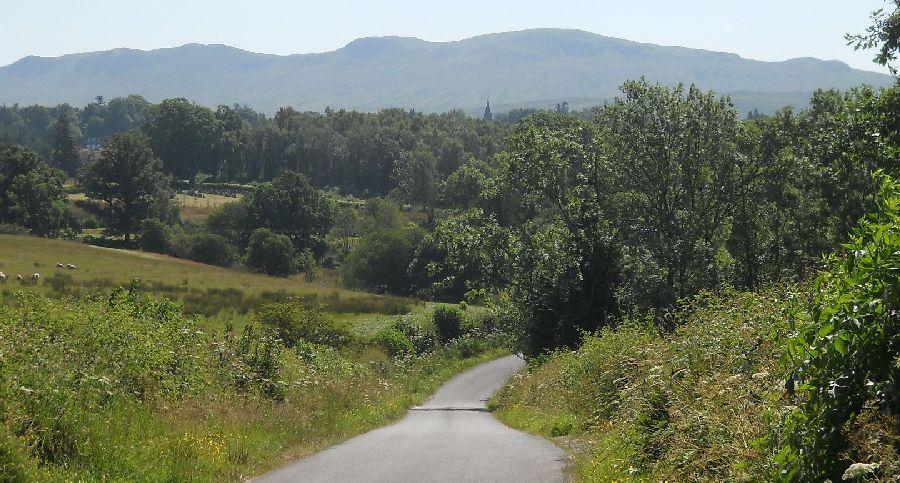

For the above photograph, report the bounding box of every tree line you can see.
[1,79,896,354]
[0,98,509,204]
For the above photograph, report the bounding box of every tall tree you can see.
[143,98,219,182]
[50,108,80,175]
[0,145,68,236]
[80,131,177,242]
[596,80,748,304]
[246,170,333,252]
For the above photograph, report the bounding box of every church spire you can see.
[483,99,493,121]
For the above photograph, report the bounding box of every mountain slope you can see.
[0,29,893,114]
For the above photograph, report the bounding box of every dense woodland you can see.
[1,80,896,317]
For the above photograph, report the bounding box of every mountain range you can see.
[0,29,893,115]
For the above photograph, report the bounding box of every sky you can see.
[1,0,892,73]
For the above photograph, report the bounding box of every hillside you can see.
[0,234,413,331]
[0,29,892,114]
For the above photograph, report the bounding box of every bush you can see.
[82,217,99,230]
[433,305,465,342]
[342,227,423,294]
[245,228,294,276]
[373,327,415,357]
[185,233,237,267]
[138,218,171,254]
[780,174,900,481]
[255,301,353,348]
[393,317,437,354]
[0,223,29,235]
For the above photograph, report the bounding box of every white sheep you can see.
[66,264,77,270]
[56,262,64,269]
[31,273,40,282]
[16,274,23,281]
[0,272,5,282]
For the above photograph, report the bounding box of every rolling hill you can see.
[0,29,893,114]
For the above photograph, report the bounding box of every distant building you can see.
[84,137,102,150]
[483,100,493,121]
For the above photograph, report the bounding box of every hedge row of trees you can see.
[0,98,509,204]
[417,80,899,353]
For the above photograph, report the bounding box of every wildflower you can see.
[842,462,879,480]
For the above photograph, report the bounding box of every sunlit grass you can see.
[0,234,423,333]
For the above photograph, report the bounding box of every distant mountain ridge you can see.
[0,29,893,115]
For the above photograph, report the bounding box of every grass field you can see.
[0,234,427,333]
[67,192,241,222]
[175,193,242,221]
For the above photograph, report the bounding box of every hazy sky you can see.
[2,0,892,72]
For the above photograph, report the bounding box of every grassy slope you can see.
[0,234,425,333]
[491,286,803,481]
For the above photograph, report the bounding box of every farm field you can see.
[0,234,426,333]
[67,192,242,222]
[175,192,242,221]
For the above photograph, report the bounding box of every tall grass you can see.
[491,286,805,481]
[0,288,505,481]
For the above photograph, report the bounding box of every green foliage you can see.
[185,232,237,267]
[343,226,424,295]
[392,317,437,354]
[439,157,492,208]
[49,108,80,175]
[433,305,465,342]
[255,301,353,348]
[138,218,171,254]
[230,325,286,400]
[494,112,621,353]
[79,131,178,241]
[847,0,900,75]
[245,228,294,276]
[493,286,802,481]
[597,80,746,304]
[143,98,220,182]
[245,170,333,252]
[0,285,502,480]
[360,197,406,234]
[206,200,252,250]
[0,145,68,236]
[373,327,415,357]
[780,174,900,480]
[0,288,212,473]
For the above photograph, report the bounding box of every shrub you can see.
[230,325,285,400]
[255,301,353,348]
[342,227,423,294]
[433,305,465,342]
[185,233,237,267]
[81,217,99,230]
[780,174,900,480]
[373,327,415,357]
[245,228,294,276]
[0,223,29,235]
[393,317,436,354]
[138,218,171,254]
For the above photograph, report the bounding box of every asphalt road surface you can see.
[255,354,569,482]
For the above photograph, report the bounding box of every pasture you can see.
[175,192,242,221]
[67,192,241,222]
[0,234,425,332]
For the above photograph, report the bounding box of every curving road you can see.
[255,355,569,482]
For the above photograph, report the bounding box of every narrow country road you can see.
[255,355,569,482]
